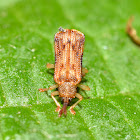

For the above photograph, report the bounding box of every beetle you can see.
[39,27,90,117]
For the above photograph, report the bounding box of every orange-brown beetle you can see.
[39,27,90,117]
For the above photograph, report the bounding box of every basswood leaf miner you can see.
[39,28,90,117]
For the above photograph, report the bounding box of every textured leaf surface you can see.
[0,0,140,139]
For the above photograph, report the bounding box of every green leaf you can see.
[0,0,140,139]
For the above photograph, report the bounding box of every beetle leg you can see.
[51,91,61,112]
[70,93,83,115]
[46,63,55,69]
[82,67,88,77]
[39,84,58,92]
[77,84,90,91]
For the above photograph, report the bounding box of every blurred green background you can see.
[0,0,140,139]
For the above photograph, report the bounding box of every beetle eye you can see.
[61,97,64,102]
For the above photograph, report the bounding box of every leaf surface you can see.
[0,0,140,139]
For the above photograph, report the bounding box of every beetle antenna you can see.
[59,97,69,117]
